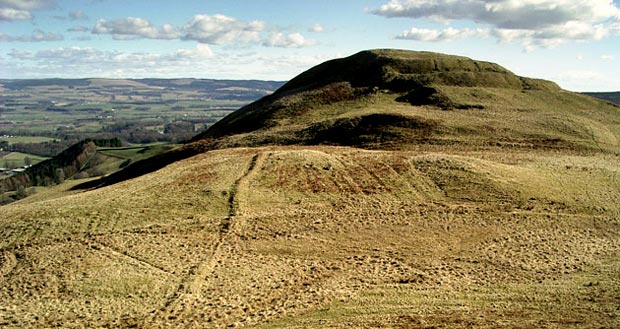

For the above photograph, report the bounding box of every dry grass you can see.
[1,145,619,328]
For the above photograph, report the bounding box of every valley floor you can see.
[1,145,619,328]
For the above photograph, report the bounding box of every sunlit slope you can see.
[1,146,619,327]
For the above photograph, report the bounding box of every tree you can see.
[55,168,65,184]
[24,156,32,167]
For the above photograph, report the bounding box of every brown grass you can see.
[1,145,619,327]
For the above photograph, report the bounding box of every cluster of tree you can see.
[100,119,217,144]
[9,141,73,157]
[91,137,122,148]
[0,185,34,206]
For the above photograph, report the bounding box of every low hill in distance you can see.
[0,78,284,102]
[584,91,620,105]
[1,49,619,327]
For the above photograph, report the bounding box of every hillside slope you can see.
[192,49,619,154]
[1,49,620,327]
[2,146,620,327]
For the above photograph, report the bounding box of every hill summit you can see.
[192,49,614,151]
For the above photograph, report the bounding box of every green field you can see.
[0,152,48,167]
[0,136,58,144]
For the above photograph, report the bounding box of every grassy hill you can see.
[1,49,619,327]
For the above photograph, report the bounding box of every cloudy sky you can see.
[1,0,619,91]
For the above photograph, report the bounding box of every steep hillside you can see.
[1,49,620,327]
[0,140,98,192]
[1,139,174,199]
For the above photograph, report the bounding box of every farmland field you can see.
[0,78,284,168]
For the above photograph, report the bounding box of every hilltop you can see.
[192,49,616,152]
[1,49,619,328]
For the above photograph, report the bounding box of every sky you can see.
[1,0,619,91]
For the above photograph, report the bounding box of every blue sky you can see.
[1,0,619,91]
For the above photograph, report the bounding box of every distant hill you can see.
[583,92,620,105]
[0,78,286,102]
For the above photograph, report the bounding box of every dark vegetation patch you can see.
[299,114,439,148]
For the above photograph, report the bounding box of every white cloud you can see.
[262,32,317,48]
[8,49,33,59]
[89,13,317,48]
[0,0,55,21]
[600,54,615,61]
[309,23,324,33]
[397,27,489,42]
[0,7,30,20]
[10,45,213,66]
[91,14,265,45]
[0,0,55,10]
[0,29,63,42]
[67,25,89,32]
[375,0,620,50]
[4,45,329,79]
[174,44,214,59]
[69,10,87,20]
[93,17,181,40]
[182,14,265,44]
[555,69,619,91]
